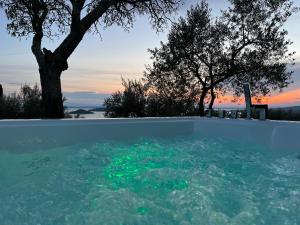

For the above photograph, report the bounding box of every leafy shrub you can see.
[0,94,22,119]
[146,92,197,117]
[104,79,197,118]
[268,108,300,121]
[0,84,71,119]
[0,84,43,119]
[20,84,43,118]
[104,79,147,118]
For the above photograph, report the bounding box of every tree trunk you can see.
[199,90,207,117]
[0,84,3,98]
[208,88,216,110]
[39,66,64,119]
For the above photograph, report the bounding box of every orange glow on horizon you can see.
[216,88,300,106]
[61,72,300,107]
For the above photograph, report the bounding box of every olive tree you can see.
[0,0,181,118]
[0,84,3,98]
[145,0,297,116]
[104,79,147,118]
[104,78,197,117]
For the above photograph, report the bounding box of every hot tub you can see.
[0,118,299,224]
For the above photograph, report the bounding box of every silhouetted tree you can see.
[145,0,297,116]
[0,84,44,119]
[0,84,3,98]
[21,84,43,118]
[143,72,198,116]
[0,0,181,118]
[104,78,197,118]
[104,79,147,118]
[146,92,196,117]
[0,94,22,119]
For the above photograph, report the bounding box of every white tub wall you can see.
[0,118,195,151]
[0,117,299,152]
[194,118,300,152]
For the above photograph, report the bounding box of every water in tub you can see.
[0,134,299,225]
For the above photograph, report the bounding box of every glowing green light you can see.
[137,207,149,215]
[104,140,188,194]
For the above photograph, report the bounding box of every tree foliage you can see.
[0,84,44,119]
[0,0,181,65]
[21,84,44,118]
[0,0,181,118]
[145,0,297,116]
[0,84,3,98]
[104,79,147,118]
[104,78,197,118]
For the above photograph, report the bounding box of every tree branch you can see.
[54,0,115,61]
[29,0,48,67]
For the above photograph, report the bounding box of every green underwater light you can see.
[104,140,188,194]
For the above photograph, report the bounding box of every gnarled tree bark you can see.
[38,49,68,118]
[29,1,112,118]
[208,88,216,110]
[199,89,208,117]
[0,84,3,98]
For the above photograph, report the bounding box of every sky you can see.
[0,0,300,108]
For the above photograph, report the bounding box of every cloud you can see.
[1,61,300,107]
[0,64,136,94]
[65,67,136,76]
[63,91,111,107]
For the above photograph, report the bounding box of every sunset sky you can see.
[0,0,300,107]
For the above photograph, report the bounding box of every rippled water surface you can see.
[0,135,300,225]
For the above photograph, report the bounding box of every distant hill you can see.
[273,106,300,112]
[89,107,106,112]
[69,109,94,115]
[268,106,300,121]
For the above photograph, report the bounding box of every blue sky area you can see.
[0,0,300,107]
